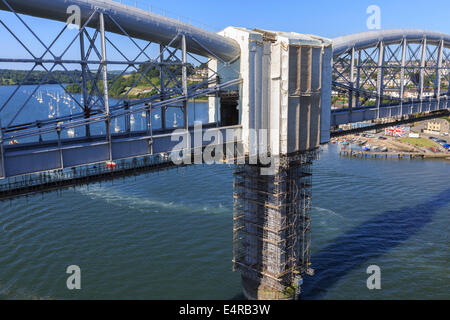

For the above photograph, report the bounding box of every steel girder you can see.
[0,0,239,136]
[0,0,241,62]
[331,29,450,124]
[0,0,242,179]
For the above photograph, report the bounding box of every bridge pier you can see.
[233,151,317,299]
[213,28,331,299]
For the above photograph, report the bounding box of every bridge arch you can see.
[333,29,450,56]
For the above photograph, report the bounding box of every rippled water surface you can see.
[1,144,448,299]
[0,86,449,299]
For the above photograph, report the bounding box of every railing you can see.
[112,0,219,32]
[0,152,174,199]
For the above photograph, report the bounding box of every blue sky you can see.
[0,0,448,69]
[131,0,449,37]
[2,0,449,38]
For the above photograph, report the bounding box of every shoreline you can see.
[333,133,450,162]
[339,149,450,161]
[0,83,209,102]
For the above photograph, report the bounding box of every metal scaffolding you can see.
[232,149,318,296]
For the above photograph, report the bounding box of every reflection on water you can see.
[0,85,449,299]
[0,84,209,144]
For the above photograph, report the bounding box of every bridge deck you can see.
[0,124,242,179]
[0,154,181,200]
[331,99,450,126]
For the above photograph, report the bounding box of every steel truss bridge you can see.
[0,0,242,183]
[331,29,450,126]
[0,0,448,199]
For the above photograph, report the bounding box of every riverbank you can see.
[65,81,207,101]
[332,132,450,161]
[339,149,450,160]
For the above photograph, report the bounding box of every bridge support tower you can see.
[211,28,332,299]
[233,151,318,299]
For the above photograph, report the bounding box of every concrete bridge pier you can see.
[211,28,332,299]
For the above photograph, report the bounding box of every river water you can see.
[0,85,448,299]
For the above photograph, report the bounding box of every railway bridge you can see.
[0,0,448,299]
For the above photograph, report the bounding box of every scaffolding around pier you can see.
[232,149,318,298]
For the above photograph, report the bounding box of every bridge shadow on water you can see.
[300,187,450,299]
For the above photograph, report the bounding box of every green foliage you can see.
[65,71,161,99]
[282,285,297,297]
[1,61,204,99]
[0,69,83,86]
[67,62,201,99]
[399,137,439,148]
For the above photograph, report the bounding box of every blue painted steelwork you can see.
[331,29,450,127]
[333,29,450,57]
[0,0,242,179]
[0,1,449,182]
[331,100,449,126]
[0,0,240,62]
[1,124,242,178]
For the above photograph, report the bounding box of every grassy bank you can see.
[1,64,206,100]
[399,137,439,148]
[65,64,204,100]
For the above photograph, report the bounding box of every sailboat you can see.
[48,101,55,119]
[114,118,120,133]
[36,91,43,104]
[173,113,177,127]
[67,128,75,138]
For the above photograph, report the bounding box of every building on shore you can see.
[424,119,450,135]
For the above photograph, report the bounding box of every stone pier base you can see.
[241,276,296,300]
